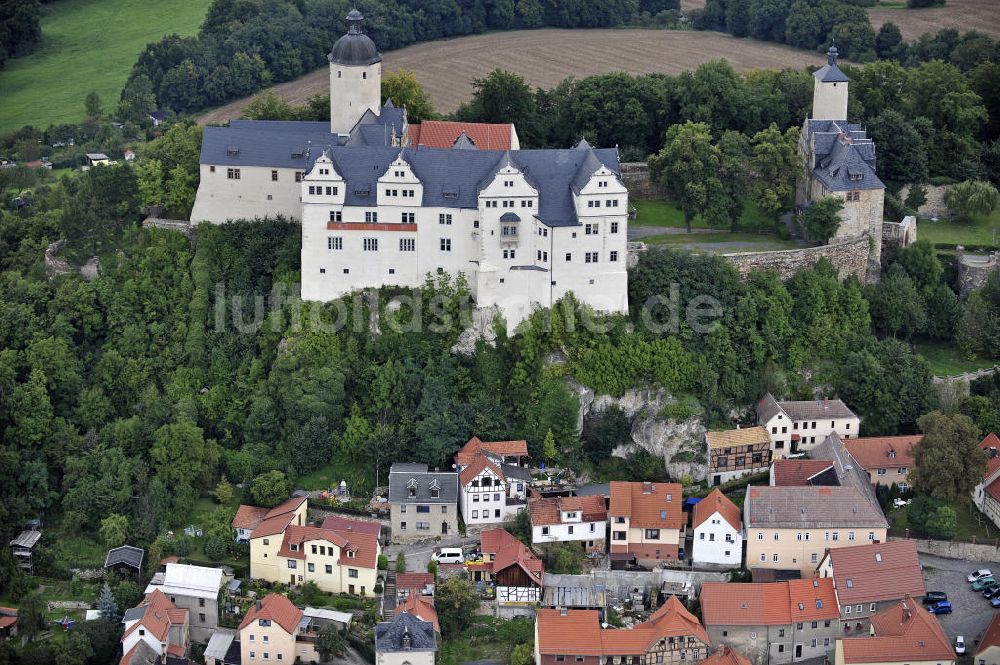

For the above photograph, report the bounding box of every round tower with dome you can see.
[329,9,382,134]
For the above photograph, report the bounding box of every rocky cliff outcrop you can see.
[570,380,708,481]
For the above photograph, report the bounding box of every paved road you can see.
[920,552,998,648]
[384,532,480,573]
[627,225,719,240]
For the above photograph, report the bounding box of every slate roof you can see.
[744,485,887,529]
[120,640,161,665]
[376,611,437,653]
[692,488,741,531]
[700,579,838,626]
[396,593,440,633]
[758,393,858,422]
[609,481,684,529]
[105,545,144,570]
[814,45,850,83]
[804,120,883,192]
[811,433,878,499]
[202,125,621,228]
[840,599,952,663]
[388,463,459,504]
[328,9,381,66]
[824,540,925,604]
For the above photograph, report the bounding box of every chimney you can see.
[402,627,412,650]
[255,599,262,611]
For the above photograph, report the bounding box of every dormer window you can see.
[347,550,356,558]
[226,146,240,156]
[290,544,298,551]
[888,450,895,458]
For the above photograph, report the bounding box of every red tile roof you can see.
[232,505,269,530]
[397,594,440,633]
[536,598,708,656]
[609,482,683,529]
[455,436,529,466]
[458,454,506,487]
[692,488,741,530]
[247,496,308,538]
[122,589,187,644]
[529,495,606,527]
[0,616,16,630]
[825,540,925,604]
[771,459,834,486]
[396,572,435,594]
[239,593,303,634]
[977,611,1000,657]
[409,121,515,151]
[840,599,952,663]
[843,436,921,472]
[320,515,382,537]
[480,529,542,583]
[702,646,752,665]
[979,433,1000,502]
[700,579,838,626]
[276,524,379,570]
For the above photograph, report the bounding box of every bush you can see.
[395,552,407,573]
[204,536,229,561]
[377,554,388,570]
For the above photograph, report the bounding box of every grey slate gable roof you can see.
[744,485,888,529]
[201,120,621,227]
[105,545,144,569]
[805,120,884,192]
[388,463,459,504]
[376,611,437,653]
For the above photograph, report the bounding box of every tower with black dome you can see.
[329,9,382,134]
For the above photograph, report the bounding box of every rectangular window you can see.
[645,529,660,539]
[328,237,343,251]
[329,210,342,222]
[440,238,451,251]
[400,238,415,251]
[401,212,415,223]
[287,561,297,569]
[609,250,618,262]
[307,563,315,572]
[227,168,240,180]
[325,565,333,574]
[439,214,452,225]
[365,211,378,223]
[271,170,278,181]
[363,238,378,251]
[295,172,303,182]
[349,569,359,578]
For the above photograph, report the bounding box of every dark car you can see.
[922,592,948,604]
[984,585,1000,599]
[928,601,953,615]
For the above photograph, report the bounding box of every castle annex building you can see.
[190,11,629,327]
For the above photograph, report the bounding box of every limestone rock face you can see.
[451,306,500,356]
[571,380,708,481]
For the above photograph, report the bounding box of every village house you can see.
[700,579,840,665]
[388,463,459,543]
[770,459,839,487]
[834,598,954,665]
[472,528,544,608]
[376,610,438,665]
[756,393,860,455]
[609,481,685,566]
[691,488,742,567]
[242,497,380,596]
[977,612,1000,665]
[533,596,711,665]
[529,494,607,552]
[817,540,925,633]
[120,589,190,665]
[842,435,921,490]
[190,11,629,330]
[144,562,224,642]
[395,572,435,603]
[743,485,888,575]
[239,593,319,665]
[706,426,774,486]
[973,433,1000,531]
[454,437,532,526]
[232,496,307,543]
[396,593,440,634]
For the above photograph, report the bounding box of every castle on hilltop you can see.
[190,10,629,328]
[797,45,886,280]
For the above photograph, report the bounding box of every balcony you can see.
[506,496,527,507]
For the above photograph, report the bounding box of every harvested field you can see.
[678,0,999,41]
[198,28,826,125]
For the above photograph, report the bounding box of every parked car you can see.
[984,585,1000,599]
[431,548,465,565]
[928,601,953,615]
[992,596,1000,608]
[972,577,997,591]
[968,569,993,583]
[955,636,966,655]
[922,592,948,604]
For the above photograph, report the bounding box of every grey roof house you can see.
[375,611,437,665]
[388,463,459,543]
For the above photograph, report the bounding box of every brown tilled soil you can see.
[678,0,999,41]
[197,28,827,125]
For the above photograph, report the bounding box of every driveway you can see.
[920,552,997,648]
[383,532,481,573]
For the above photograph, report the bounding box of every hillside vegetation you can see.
[0,0,212,132]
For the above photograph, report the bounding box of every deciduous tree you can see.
[382,70,435,123]
[944,180,999,222]
[798,196,843,242]
[648,122,724,233]
[250,470,291,508]
[910,411,987,501]
[435,576,479,637]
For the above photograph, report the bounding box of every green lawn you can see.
[631,198,778,232]
[890,499,996,543]
[0,0,213,132]
[917,210,1000,248]
[913,339,998,377]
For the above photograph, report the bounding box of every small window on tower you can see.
[362,72,367,79]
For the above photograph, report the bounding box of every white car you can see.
[968,569,993,583]
[955,636,966,655]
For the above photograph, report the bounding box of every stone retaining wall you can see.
[722,234,871,282]
[142,217,196,240]
[620,162,664,199]
[889,535,1000,563]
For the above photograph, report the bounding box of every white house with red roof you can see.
[243,498,380,596]
[691,488,742,567]
[974,432,1000,530]
[455,437,532,526]
[120,589,189,665]
[528,495,607,552]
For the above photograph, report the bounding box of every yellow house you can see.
[243,498,380,597]
[239,593,320,664]
[834,599,954,665]
[609,481,685,564]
